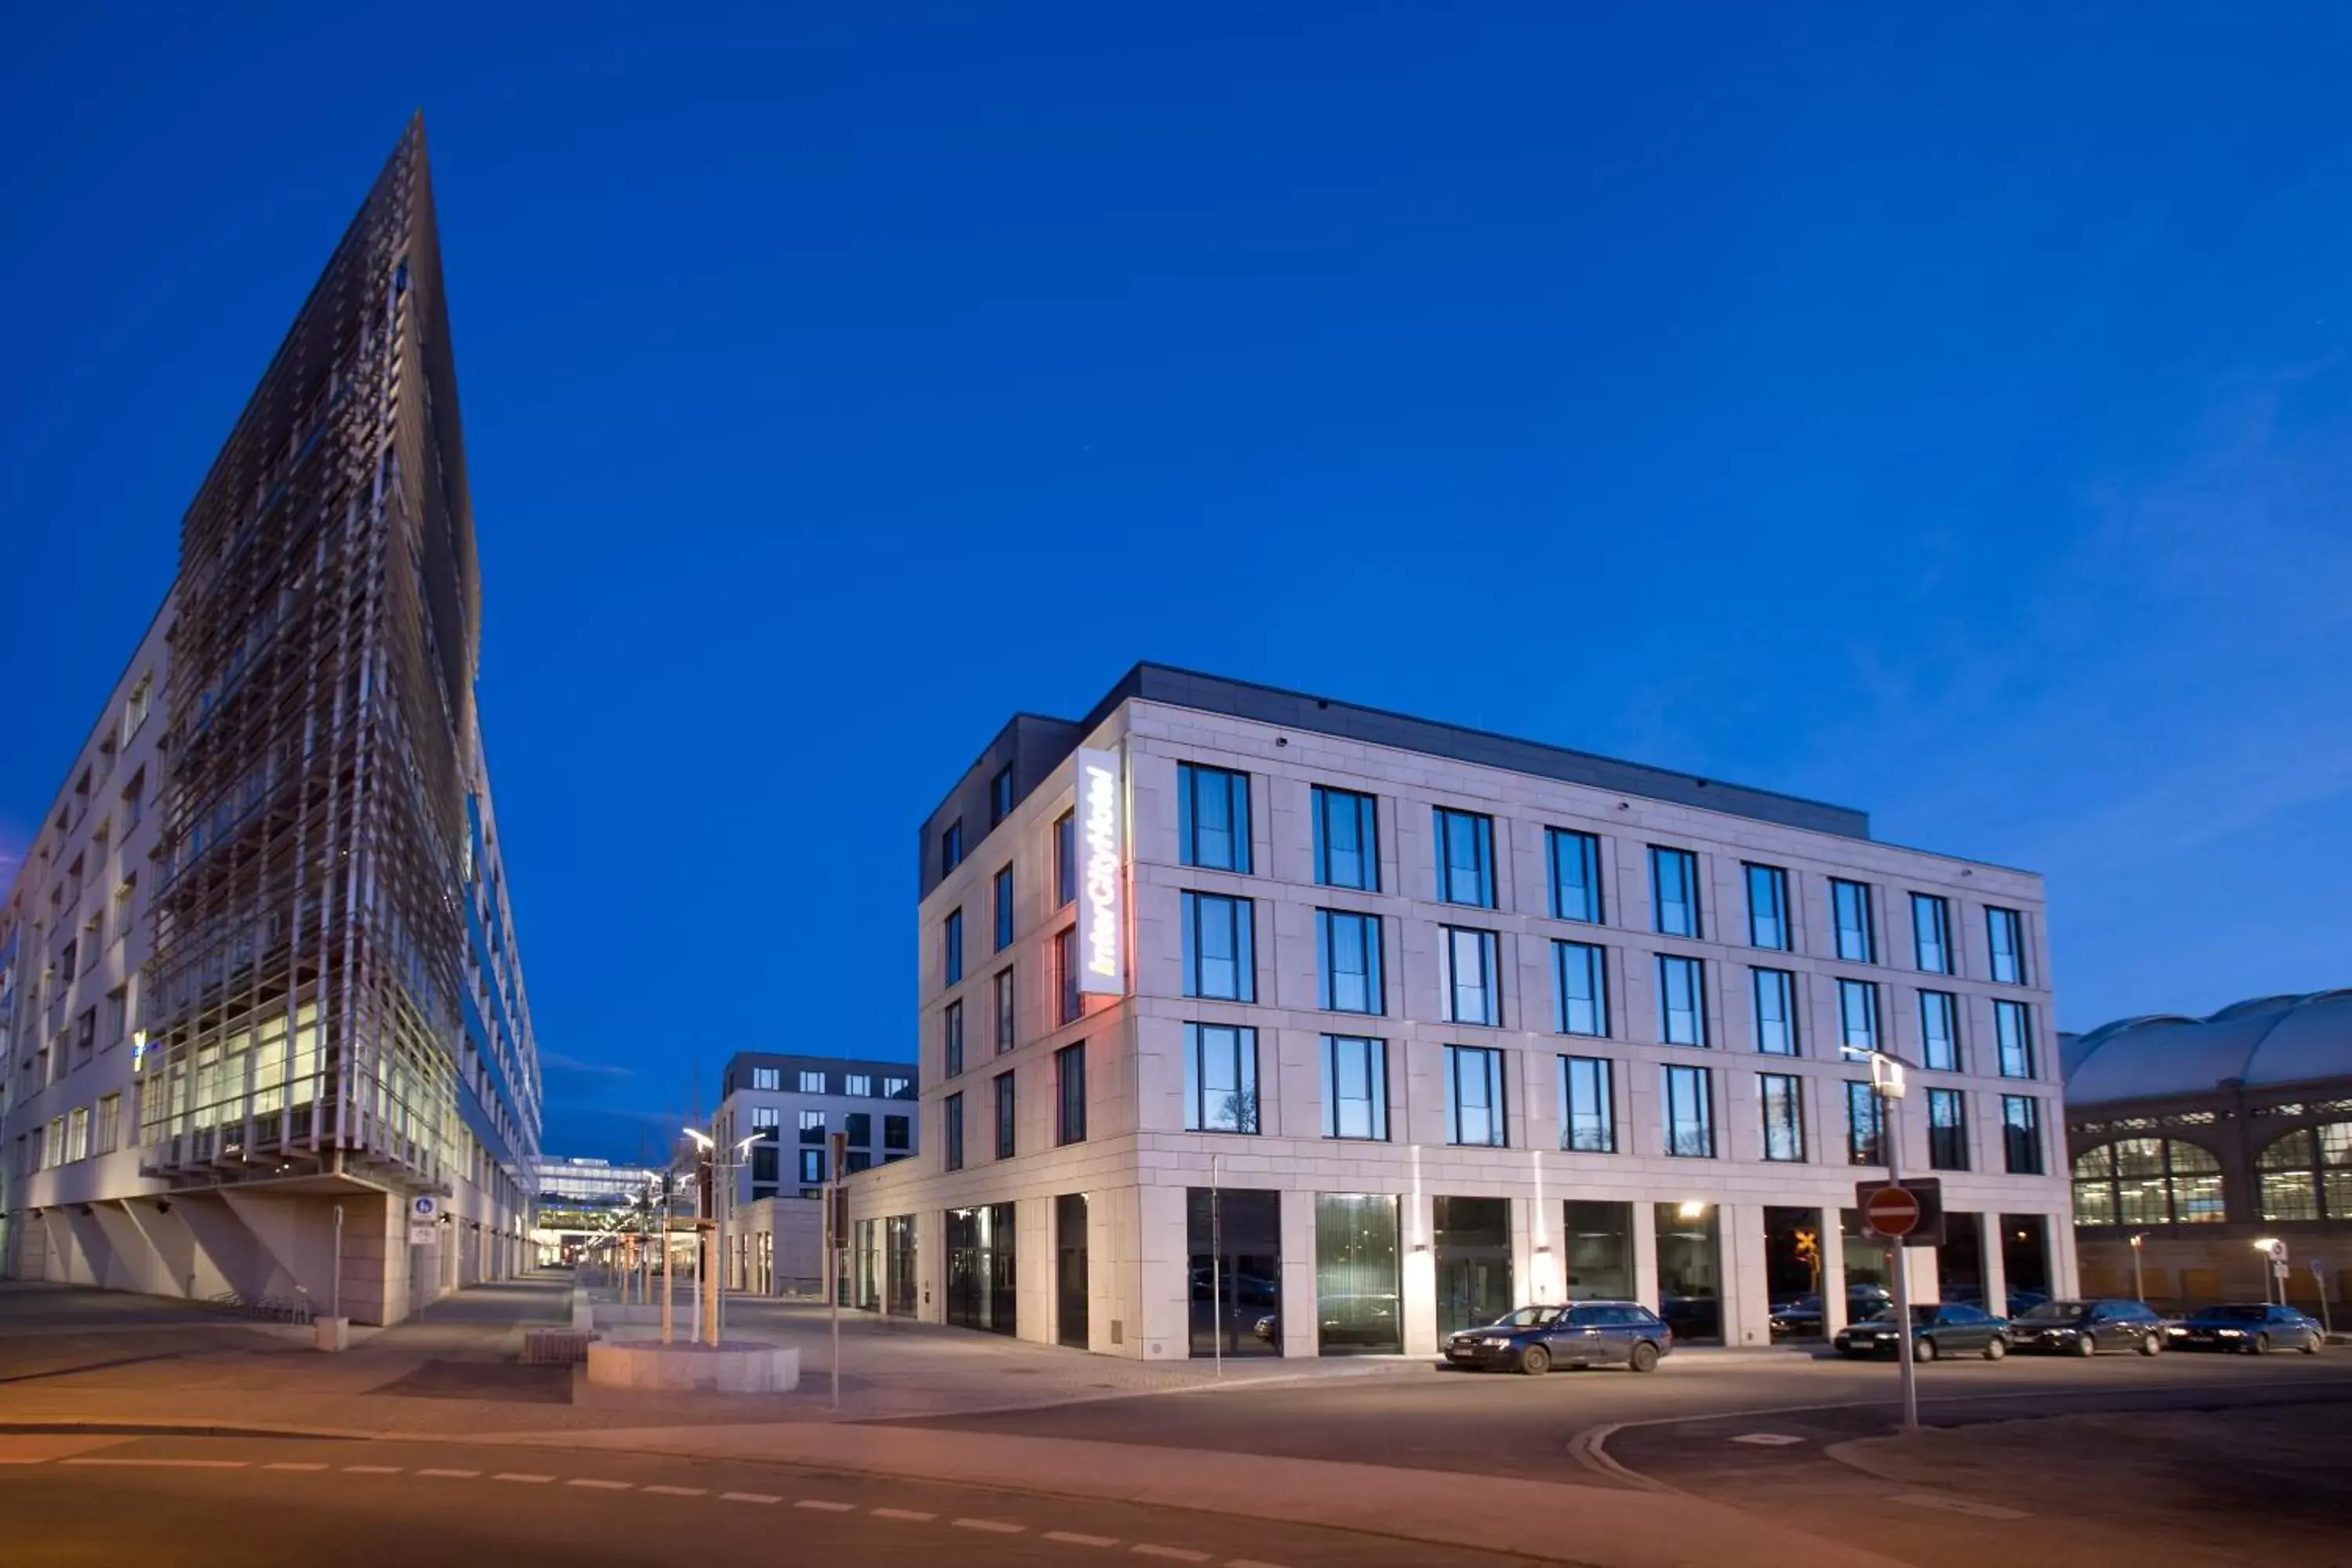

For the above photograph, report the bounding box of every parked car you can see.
[1442,1301,1673,1374]
[2164,1303,2325,1355]
[2007,1298,2167,1356]
[1769,1284,1893,1338]
[1832,1302,2010,1361]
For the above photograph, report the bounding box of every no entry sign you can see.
[1864,1185,1921,1238]
[1854,1177,1944,1246]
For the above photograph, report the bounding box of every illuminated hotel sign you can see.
[1075,746,1124,995]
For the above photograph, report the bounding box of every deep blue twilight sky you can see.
[3,6,2347,1160]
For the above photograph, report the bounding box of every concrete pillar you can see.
[1509,1196,1540,1315]
[1400,1189,1438,1356]
[1632,1200,1661,1312]
[1820,1216,1848,1336]
[1725,1203,1772,1348]
[1279,1188,1317,1359]
[1018,1196,1053,1348]
[1136,1183,1188,1360]
[1981,1212,2009,1317]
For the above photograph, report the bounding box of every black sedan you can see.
[1769,1285,1893,1338]
[1443,1301,1673,1374]
[2165,1303,2326,1355]
[1833,1302,2011,1361]
[2007,1298,2168,1356]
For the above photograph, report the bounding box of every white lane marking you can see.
[1045,1534,1120,1548]
[794,1499,855,1512]
[642,1485,707,1497]
[263,1462,331,1472]
[1226,1559,1293,1568]
[0,1459,50,1466]
[343,1465,404,1475]
[955,1518,1027,1534]
[1731,1432,1806,1446]
[568,1478,632,1490]
[61,1458,248,1469]
[874,1508,938,1521]
[721,1491,781,1504]
[1889,1492,2031,1520]
[493,1472,556,1484]
[418,1468,481,1479]
[1131,1548,1211,1563]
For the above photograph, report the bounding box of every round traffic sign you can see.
[1865,1185,1920,1238]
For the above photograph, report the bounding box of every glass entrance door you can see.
[1055,1192,1089,1349]
[1189,1187,1281,1357]
[1434,1196,1513,1335]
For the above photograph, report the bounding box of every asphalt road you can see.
[0,1433,1541,1568]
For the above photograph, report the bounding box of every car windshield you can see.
[2017,1301,2087,1323]
[2201,1305,2269,1322]
[1494,1307,1562,1328]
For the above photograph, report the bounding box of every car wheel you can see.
[1984,1336,2006,1362]
[1519,1345,1552,1377]
[2301,1334,2322,1356]
[1912,1335,1936,1363]
[2139,1332,2162,1357]
[1629,1341,1661,1374]
[2252,1334,2270,1356]
[2073,1333,2096,1358]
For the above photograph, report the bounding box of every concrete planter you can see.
[314,1316,350,1353]
[583,1341,799,1394]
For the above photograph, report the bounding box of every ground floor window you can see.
[1840,1207,1891,1290]
[946,1203,1018,1335]
[1434,1196,1512,1335]
[1654,1201,1722,1344]
[1056,1193,1089,1349]
[2001,1213,2052,1302]
[1563,1200,1634,1300]
[1313,1193,1400,1355]
[884,1214,917,1317]
[1189,1187,1280,1358]
[854,1218,880,1311]
[1763,1205,1823,1329]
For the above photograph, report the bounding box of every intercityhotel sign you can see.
[1075,746,1125,995]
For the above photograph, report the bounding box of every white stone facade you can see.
[848,686,2076,1359]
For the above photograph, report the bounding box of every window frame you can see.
[1845,1080,1885,1166]
[1759,1072,1806,1163]
[1548,828,1603,924]
[1054,810,1077,907]
[942,908,964,986]
[993,863,1014,951]
[1055,1042,1087,1145]
[993,1069,1017,1160]
[1837,978,1880,1057]
[1987,906,2027,985]
[943,1092,964,1171]
[1181,891,1258,1002]
[1312,786,1380,891]
[1433,808,1497,908]
[1994,998,2034,1079]
[1559,1054,1616,1153]
[1441,925,1502,1027]
[1744,862,1790,950]
[1320,1033,1389,1142]
[1656,953,1708,1047]
[993,967,1016,1055]
[1315,909,1385,1015]
[1182,1022,1261,1134]
[1751,966,1798,1056]
[1831,879,1878,964]
[1661,1063,1715,1158]
[1926,1087,1969,1171]
[1554,939,1608,1037]
[2001,1095,2043,1175]
[1443,1043,1508,1148]
[1911,893,1952,975]
[1177,762,1253,873]
[1918,989,1961,1072]
[942,1000,964,1078]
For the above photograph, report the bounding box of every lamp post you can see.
[2252,1237,2286,1306]
[684,1127,761,1347]
[2129,1232,2147,1305]
[1844,1040,1918,1432]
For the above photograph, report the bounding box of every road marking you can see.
[720,1491,781,1504]
[1045,1533,1120,1548]
[955,1518,1027,1534]
[0,1458,50,1465]
[61,1458,248,1469]
[418,1468,481,1479]
[1131,1548,1211,1563]
[1226,1559,1293,1568]
[343,1465,404,1475]
[794,1499,855,1512]
[1730,1432,1806,1446]
[1889,1492,2031,1520]
[263,1461,330,1472]
[568,1478,632,1490]
[874,1508,938,1521]
[641,1485,706,1497]
[493,1472,556,1484]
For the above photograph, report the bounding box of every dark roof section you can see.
[721,1051,919,1100]
[920,663,1870,897]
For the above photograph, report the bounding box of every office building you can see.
[847,664,2074,1357]
[0,118,542,1323]
[2063,989,2349,1312]
[713,1052,916,1295]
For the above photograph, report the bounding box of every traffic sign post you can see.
[408,1195,440,1249]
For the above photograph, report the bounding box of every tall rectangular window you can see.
[1321,1035,1388,1141]
[95,1093,121,1155]
[2002,1095,2044,1174]
[1994,999,2034,1079]
[989,764,1015,826]
[1987,907,2026,985]
[1845,1081,1884,1165]
[994,1070,1017,1160]
[1560,1055,1615,1152]
[940,819,964,877]
[1831,879,1877,963]
[1055,1043,1087,1145]
[1548,829,1602,923]
[943,909,964,986]
[1838,978,1879,1056]
[798,1069,828,1094]
[1443,1044,1506,1147]
[1054,927,1080,1025]
[1433,808,1496,907]
[1181,892,1256,1001]
[67,1105,90,1162]
[1759,1073,1805,1162]
[884,1113,910,1152]
[1926,1087,1969,1171]
[1555,941,1607,1036]
[753,1066,781,1091]
[1911,893,1952,975]
[1661,1065,1714,1157]
[1650,846,1700,937]
[1919,990,1961,1072]
[1751,967,1798,1055]
[943,1000,964,1078]
[944,1092,964,1171]
[1312,786,1379,891]
[800,1109,826,1142]
[1442,927,1501,1026]
[1182,1023,1259,1134]
[1316,910,1384,1014]
[1744,863,1789,950]
[1055,811,1077,906]
[993,865,1014,951]
[1178,763,1251,873]
[1656,954,1707,1047]
[994,967,1016,1054]
[800,1148,826,1185]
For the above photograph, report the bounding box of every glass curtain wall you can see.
[1654,1202,1722,1344]
[1313,1194,1401,1354]
[1562,1200,1634,1299]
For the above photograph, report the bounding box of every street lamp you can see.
[1842,1039,1918,1432]
[2129,1232,2147,1305]
[2252,1237,2285,1305]
[684,1125,762,1346]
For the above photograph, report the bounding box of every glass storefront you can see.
[1654,1201,1722,1344]
[1763,1206,1820,1329]
[884,1214,917,1317]
[1056,1193,1089,1349]
[854,1219,881,1312]
[1562,1200,1634,1299]
[2002,1213,2052,1303]
[946,1203,1017,1335]
[1939,1211,1986,1306]
[1435,1196,1514,1334]
[1189,1187,1281,1357]
[1840,1206,1893,1290]
[1314,1193,1401,1355]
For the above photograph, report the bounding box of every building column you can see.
[1631,1201,1661,1312]
[1980,1212,2009,1317]
[1510,1196,1541,1312]
[1820,1215,1848,1337]
[2050,1211,2082,1300]
[1279,1189,1317,1359]
[1725,1203,1772,1348]
[1400,1190,1437,1356]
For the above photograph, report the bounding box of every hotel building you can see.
[846,665,2075,1357]
[0,119,542,1323]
